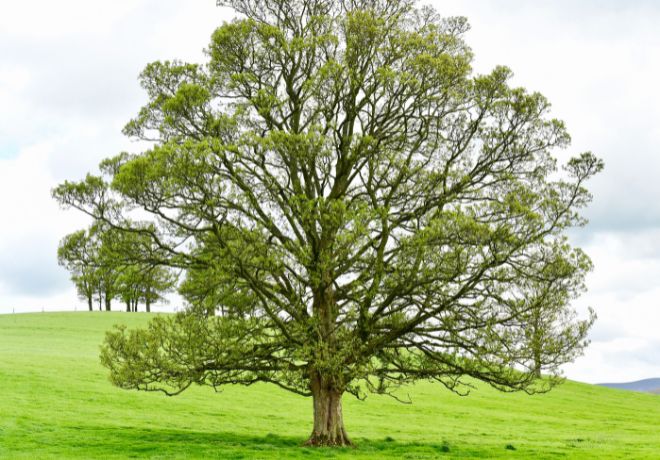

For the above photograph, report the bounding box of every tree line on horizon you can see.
[58,223,241,314]
[57,224,175,312]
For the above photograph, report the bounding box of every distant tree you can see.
[96,262,119,312]
[518,245,592,377]
[58,225,120,311]
[58,224,173,313]
[106,230,177,313]
[58,230,99,311]
[140,266,176,312]
[116,265,143,313]
[54,0,602,446]
[117,264,175,313]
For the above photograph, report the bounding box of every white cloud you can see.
[0,0,143,40]
[564,337,660,384]
[440,0,660,232]
[0,0,232,310]
[564,231,660,382]
[0,143,87,301]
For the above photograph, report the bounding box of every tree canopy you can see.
[53,0,602,446]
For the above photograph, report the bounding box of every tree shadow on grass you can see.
[55,426,467,459]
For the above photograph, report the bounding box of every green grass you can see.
[1,313,659,459]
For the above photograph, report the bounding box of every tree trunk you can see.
[532,313,543,377]
[533,348,542,378]
[305,373,352,447]
[87,296,93,312]
[305,265,351,447]
[105,296,111,312]
[126,301,131,313]
[146,299,151,313]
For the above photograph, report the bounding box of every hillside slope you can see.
[1,312,660,459]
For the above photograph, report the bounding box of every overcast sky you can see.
[1,0,658,384]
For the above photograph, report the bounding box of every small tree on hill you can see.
[117,264,175,312]
[58,230,99,311]
[96,263,119,312]
[53,0,602,446]
[109,230,177,313]
[140,266,176,312]
[116,265,144,312]
[58,225,120,311]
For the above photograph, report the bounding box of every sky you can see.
[0,0,658,384]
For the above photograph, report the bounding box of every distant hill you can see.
[598,378,660,393]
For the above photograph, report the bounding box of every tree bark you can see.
[87,296,93,312]
[305,372,352,447]
[533,348,542,378]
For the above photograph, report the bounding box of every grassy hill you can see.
[1,313,660,459]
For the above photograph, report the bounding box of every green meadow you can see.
[1,312,659,459]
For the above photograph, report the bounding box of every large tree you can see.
[53,0,602,446]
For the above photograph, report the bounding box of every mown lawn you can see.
[1,312,659,459]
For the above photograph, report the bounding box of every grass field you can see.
[1,312,659,459]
